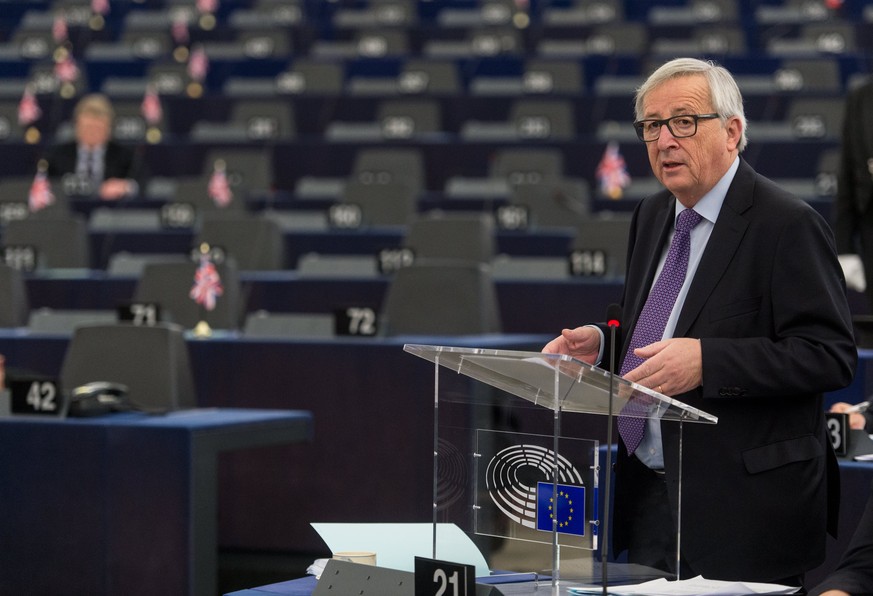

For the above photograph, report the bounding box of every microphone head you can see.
[606,303,622,328]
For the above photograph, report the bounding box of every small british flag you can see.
[52,13,68,43]
[29,168,55,213]
[187,45,209,82]
[190,253,223,311]
[196,0,219,14]
[91,0,110,15]
[171,14,190,46]
[207,160,233,207]
[141,84,162,126]
[54,54,79,84]
[596,141,631,200]
[18,85,41,127]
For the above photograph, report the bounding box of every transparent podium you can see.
[404,344,717,593]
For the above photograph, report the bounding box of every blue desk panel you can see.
[0,409,313,596]
[0,332,554,557]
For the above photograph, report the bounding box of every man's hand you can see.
[99,178,135,200]
[542,326,601,365]
[830,401,868,430]
[622,338,702,395]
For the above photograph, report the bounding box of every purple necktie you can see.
[617,208,703,455]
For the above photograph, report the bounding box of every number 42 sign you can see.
[414,557,475,596]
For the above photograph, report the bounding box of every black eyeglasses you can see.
[633,113,721,142]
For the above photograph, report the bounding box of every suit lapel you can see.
[674,160,754,336]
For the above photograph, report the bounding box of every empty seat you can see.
[134,260,244,330]
[274,59,345,95]
[244,311,334,338]
[203,147,274,196]
[509,179,592,229]
[0,176,71,222]
[195,214,285,270]
[0,264,29,327]
[59,322,197,412]
[380,260,502,335]
[28,308,118,334]
[403,212,497,264]
[350,148,426,194]
[339,181,418,227]
[2,215,90,269]
[326,99,442,141]
[444,148,566,199]
[571,216,631,278]
[191,100,295,142]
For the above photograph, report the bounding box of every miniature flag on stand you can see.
[29,161,55,213]
[190,244,222,338]
[141,84,162,125]
[54,53,79,84]
[18,85,41,127]
[187,45,209,82]
[52,13,68,44]
[207,159,232,207]
[596,141,631,200]
[91,0,110,16]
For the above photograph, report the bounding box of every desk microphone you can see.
[601,303,621,594]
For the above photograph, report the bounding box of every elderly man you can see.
[543,57,856,586]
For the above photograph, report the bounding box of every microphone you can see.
[601,303,621,593]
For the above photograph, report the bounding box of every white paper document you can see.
[311,522,491,578]
[569,575,800,595]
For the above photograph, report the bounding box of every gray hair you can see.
[634,58,748,152]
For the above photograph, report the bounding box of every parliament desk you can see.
[0,331,551,559]
[23,270,624,335]
[0,408,313,596]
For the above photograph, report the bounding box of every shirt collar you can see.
[675,156,739,224]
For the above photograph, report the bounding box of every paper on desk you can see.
[311,522,490,578]
[569,575,800,595]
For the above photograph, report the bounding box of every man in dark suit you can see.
[543,58,856,585]
[808,480,873,596]
[44,93,143,200]
[833,76,873,310]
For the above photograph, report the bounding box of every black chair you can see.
[403,212,496,264]
[195,214,285,270]
[509,179,591,229]
[134,260,244,330]
[59,322,197,412]
[572,215,632,278]
[0,264,29,327]
[2,215,90,269]
[340,181,418,227]
[380,260,502,335]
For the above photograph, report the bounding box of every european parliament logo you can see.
[536,482,585,536]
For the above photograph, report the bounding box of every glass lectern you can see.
[403,344,717,593]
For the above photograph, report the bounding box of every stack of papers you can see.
[569,576,800,595]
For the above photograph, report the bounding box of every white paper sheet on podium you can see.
[311,522,491,578]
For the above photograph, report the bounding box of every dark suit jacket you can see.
[808,479,873,595]
[610,158,857,582]
[44,140,143,186]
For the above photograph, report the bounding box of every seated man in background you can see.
[44,93,144,200]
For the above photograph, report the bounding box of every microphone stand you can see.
[601,320,619,595]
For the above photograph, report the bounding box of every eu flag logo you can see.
[536,482,585,536]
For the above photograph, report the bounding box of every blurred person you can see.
[833,76,873,309]
[543,58,856,585]
[44,93,143,200]
[808,480,873,596]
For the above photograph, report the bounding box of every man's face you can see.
[641,75,740,207]
[75,111,111,148]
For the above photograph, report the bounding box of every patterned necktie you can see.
[617,208,703,454]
